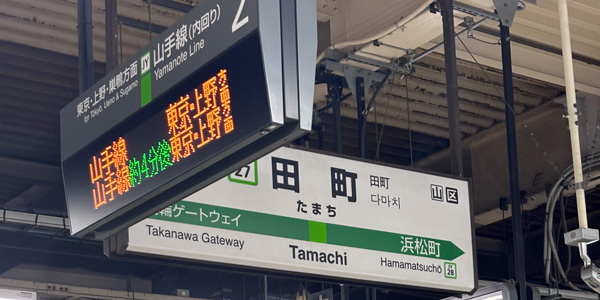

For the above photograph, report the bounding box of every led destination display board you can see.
[63,36,272,236]
[61,0,317,238]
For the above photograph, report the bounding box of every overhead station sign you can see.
[60,0,317,238]
[122,147,477,293]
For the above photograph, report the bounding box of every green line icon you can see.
[140,51,152,107]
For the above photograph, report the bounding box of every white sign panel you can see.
[126,147,476,293]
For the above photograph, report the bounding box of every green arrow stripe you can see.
[150,201,464,261]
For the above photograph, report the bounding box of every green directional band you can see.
[150,201,464,261]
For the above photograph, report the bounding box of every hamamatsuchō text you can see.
[381,257,442,274]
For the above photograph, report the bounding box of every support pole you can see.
[500,24,527,299]
[557,0,587,229]
[105,0,118,72]
[557,0,594,273]
[317,124,324,150]
[356,77,366,158]
[340,284,349,300]
[263,275,268,299]
[438,0,463,177]
[78,0,94,93]
[328,83,343,154]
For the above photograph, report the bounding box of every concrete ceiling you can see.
[328,0,600,93]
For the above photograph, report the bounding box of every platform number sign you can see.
[232,0,249,32]
[228,161,258,186]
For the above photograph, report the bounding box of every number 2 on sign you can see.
[232,0,249,33]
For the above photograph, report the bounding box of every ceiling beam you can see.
[0,62,78,90]
[473,26,600,67]
[0,156,62,185]
[369,92,496,128]
[318,114,449,148]
[386,84,507,121]
[0,75,77,100]
[414,54,563,101]
[3,185,55,210]
[143,0,193,13]
[332,104,452,138]
[400,74,533,111]
[319,130,433,156]
[0,119,59,140]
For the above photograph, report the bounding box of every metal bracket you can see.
[464,16,475,38]
[492,0,519,27]
[320,48,411,75]
[564,227,598,268]
[319,59,390,113]
[581,264,600,292]
[318,49,409,124]
[564,228,599,246]
[343,66,376,108]
[573,181,586,190]
[454,1,500,22]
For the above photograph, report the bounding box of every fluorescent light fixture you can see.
[481,294,503,300]
[442,283,516,300]
[0,288,36,300]
[469,291,502,300]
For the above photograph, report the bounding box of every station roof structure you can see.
[0,0,599,298]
